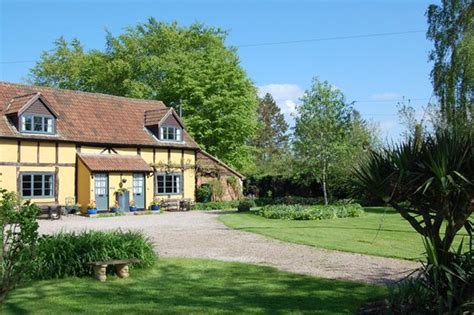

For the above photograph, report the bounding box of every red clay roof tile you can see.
[78,153,152,172]
[0,82,199,149]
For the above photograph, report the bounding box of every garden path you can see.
[38,211,418,285]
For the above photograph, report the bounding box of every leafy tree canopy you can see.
[427,0,474,129]
[293,78,377,204]
[251,93,290,175]
[29,18,258,171]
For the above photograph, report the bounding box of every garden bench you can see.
[162,199,192,211]
[162,199,180,211]
[180,199,192,211]
[36,203,62,220]
[89,258,140,282]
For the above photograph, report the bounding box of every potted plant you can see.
[150,198,161,211]
[87,200,97,215]
[129,200,137,212]
[110,201,119,213]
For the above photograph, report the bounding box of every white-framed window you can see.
[21,114,55,134]
[21,173,54,198]
[159,125,182,142]
[155,173,182,195]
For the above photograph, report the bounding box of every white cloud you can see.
[370,92,402,102]
[258,83,304,116]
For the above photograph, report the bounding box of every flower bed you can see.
[256,204,364,220]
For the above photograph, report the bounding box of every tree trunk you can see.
[322,164,328,206]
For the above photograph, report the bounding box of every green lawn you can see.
[2,258,386,314]
[219,207,469,261]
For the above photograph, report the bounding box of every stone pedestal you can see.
[115,264,130,278]
[93,264,107,282]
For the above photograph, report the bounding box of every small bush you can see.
[253,196,324,207]
[192,201,238,210]
[0,190,40,302]
[388,279,434,314]
[237,199,255,212]
[31,230,156,280]
[196,184,212,202]
[257,203,364,220]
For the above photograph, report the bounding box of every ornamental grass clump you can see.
[30,230,156,280]
[257,203,364,220]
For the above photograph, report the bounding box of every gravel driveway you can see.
[38,211,418,285]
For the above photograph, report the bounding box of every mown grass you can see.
[2,258,386,314]
[219,207,469,261]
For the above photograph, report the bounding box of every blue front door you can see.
[133,173,145,209]
[94,173,108,211]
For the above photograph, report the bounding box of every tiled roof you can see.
[78,153,152,172]
[4,93,38,115]
[0,82,199,149]
[144,108,170,126]
[196,150,244,179]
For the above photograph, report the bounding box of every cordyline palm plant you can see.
[355,129,473,257]
[354,129,473,311]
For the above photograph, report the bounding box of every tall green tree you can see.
[29,19,258,171]
[427,0,474,129]
[251,93,289,175]
[293,78,375,204]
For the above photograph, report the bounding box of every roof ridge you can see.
[78,153,141,157]
[11,92,39,100]
[0,81,167,107]
[4,93,36,113]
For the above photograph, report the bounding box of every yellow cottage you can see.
[0,81,243,212]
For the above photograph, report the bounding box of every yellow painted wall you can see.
[77,158,91,211]
[20,141,37,163]
[58,143,76,163]
[151,149,196,201]
[183,150,196,200]
[58,167,76,205]
[115,148,137,155]
[0,140,77,205]
[140,149,153,164]
[0,139,18,162]
[140,149,155,207]
[0,140,198,207]
[169,151,182,165]
[39,142,55,163]
[80,146,104,154]
[0,166,17,192]
[154,149,168,164]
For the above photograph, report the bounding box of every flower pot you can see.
[87,208,97,215]
[111,207,119,213]
[129,206,137,212]
[151,205,161,211]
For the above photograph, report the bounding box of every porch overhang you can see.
[78,153,152,173]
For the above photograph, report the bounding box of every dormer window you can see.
[21,114,55,134]
[145,108,185,143]
[160,125,182,142]
[5,92,58,135]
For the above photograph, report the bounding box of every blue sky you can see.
[1,0,438,141]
